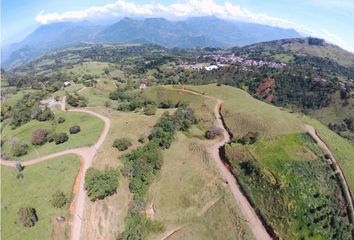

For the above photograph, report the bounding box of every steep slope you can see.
[2,22,103,69]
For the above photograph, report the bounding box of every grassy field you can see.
[67,61,112,76]
[2,111,104,160]
[226,133,352,240]
[185,84,305,139]
[81,108,168,239]
[303,117,354,192]
[1,155,80,240]
[146,133,254,240]
[3,89,39,106]
[142,86,215,130]
[78,79,117,107]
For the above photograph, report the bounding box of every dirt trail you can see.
[1,95,111,240]
[305,125,354,217]
[180,87,272,240]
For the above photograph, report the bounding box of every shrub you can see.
[57,116,65,124]
[205,127,223,139]
[36,108,54,122]
[17,207,38,227]
[138,135,145,143]
[32,128,50,145]
[144,104,157,116]
[84,167,119,200]
[54,133,69,145]
[51,191,68,208]
[67,95,79,107]
[237,132,260,144]
[69,125,81,134]
[12,143,29,157]
[113,138,132,151]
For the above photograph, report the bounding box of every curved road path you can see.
[1,96,111,240]
[180,88,272,240]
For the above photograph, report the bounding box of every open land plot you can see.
[1,155,80,240]
[147,133,254,240]
[226,133,352,240]
[2,110,103,160]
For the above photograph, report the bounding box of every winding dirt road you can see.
[1,96,111,240]
[180,88,272,240]
[305,125,354,219]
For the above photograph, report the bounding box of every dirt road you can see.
[305,125,354,218]
[1,96,111,240]
[180,87,272,240]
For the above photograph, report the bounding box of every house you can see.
[205,65,219,71]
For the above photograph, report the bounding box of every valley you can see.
[1,38,354,240]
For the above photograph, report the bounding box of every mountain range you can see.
[1,16,301,69]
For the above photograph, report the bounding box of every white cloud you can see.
[34,0,353,51]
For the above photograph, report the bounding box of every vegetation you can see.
[1,155,80,240]
[69,125,81,134]
[17,207,38,227]
[84,167,120,201]
[54,133,69,144]
[205,127,223,139]
[31,128,50,145]
[51,191,68,208]
[225,133,352,239]
[113,138,132,151]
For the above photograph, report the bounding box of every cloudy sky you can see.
[2,0,354,51]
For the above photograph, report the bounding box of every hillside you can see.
[243,37,354,67]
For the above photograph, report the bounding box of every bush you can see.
[205,127,223,139]
[36,108,54,122]
[57,116,65,124]
[144,104,157,116]
[237,132,260,144]
[84,167,119,200]
[12,144,29,157]
[54,133,69,145]
[32,128,50,145]
[51,191,68,208]
[17,207,38,227]
[113,138,132,151]
[69,125,81,134]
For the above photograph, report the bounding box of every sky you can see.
[1,0,354,52]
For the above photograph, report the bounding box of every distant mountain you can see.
[1,16,301,69]
[2,21,103,69]
[244,38,354,67]
[96,16,300,48]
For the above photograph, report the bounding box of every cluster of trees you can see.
[113,138,132,151]
[328,117,354,141]
[84,167,119,201]
[67,94,87,107]
[1,93,54,128]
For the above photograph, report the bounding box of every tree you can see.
[69,125,81,134]
[15,161,24,172]
[84,167,119,200]
[57,116,65,124]
[113,138,132,151]
[144,104,157,116]
[17,207,38,227]
[12,143,29,157]
[36,108,54,121]
[51,191,68,208]
[32,128,50,145]
[54,133,69,144]
[205,127,223,139]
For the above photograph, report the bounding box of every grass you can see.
[273,53,295,63]
[78,79,116,107]
[185,84,305,139]
[1,155,80,240]
[3,89,39,106]
[226,133,352,240]
[146,133,254,240]
[67,61,111,76]
[2,111,104,160]
[142,86,215,130]
[303,117,354,192]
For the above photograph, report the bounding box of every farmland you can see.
[1,155,80,240]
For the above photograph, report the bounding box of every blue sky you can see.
[2,0,354,51]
